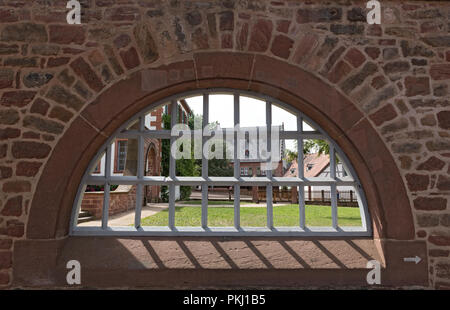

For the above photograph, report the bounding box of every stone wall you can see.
[0,0,449,288]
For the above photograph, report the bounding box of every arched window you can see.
[71,89,371,236]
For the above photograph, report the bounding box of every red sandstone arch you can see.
[27,52,415,241]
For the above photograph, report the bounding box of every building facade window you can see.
[71,89,371,237]
[114,139,128,173]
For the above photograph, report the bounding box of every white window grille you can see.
[71,89,371,236]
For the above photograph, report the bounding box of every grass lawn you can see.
[140,204,362,227]
[177,200,251,205]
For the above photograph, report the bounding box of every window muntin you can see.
[71,89,371,236]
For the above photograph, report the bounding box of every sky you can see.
[184,94,315,152]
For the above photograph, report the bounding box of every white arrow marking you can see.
[403,256,421,264]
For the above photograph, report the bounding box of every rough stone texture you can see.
[0,0,447,290]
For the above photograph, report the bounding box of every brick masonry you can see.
[0,0,449,288]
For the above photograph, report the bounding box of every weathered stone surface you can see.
[270,35,293,59]
[46,85,84,111]
[383,61,410,76]
[392,142,422,154]
[2,180,31,193]
[49,25,85,45]
[347,8,366,22]
[416,214,440,228]
[57,69,75,87]
[385,27,415,39]
[407,8,442,19]
[31,44,60,56]
[192,28,209,50]
[421,36,450,47]
[433,84,447,97]
[426,140,450,152]
[134,24,159,64]
[1,91,36,108]
[297,7,342,23]
[30,98,49,116]
[49,106,73,123]
[420,114,436,127]
[113,34,131,49]
[16,162,42,177]
[369,104,397,126]
[4,57,38,67]
[401,40,434,57]
[120,47,141,70]
[381,118,409,135]
[383,48,399,61]
[363,86,396,113]
[364,47,380,60]
[23,115,64,135]
[219,11,234,31]
[437,111,450,130]
[23,72,53,88]
[430,64,450,80]
[330,24,364,35]
[70,57,104,92]
[11,141,51,159]
[341,62,377,94]
[0,128,20,140]
[344,48,365,68]
[249,19,273,52]
[0,69,14,89]
[0,23,47,42]
[1,196,22,217]
[0,109,20,125]
[371,75,387,90]
[417,156,446,171]
[293,33,318,64]
[437,175,450,191]
[404,76,430,97]
[47,57,70,68]
[0,43,19,55]
[406,174,429,191]
[327,60,351,84]
[104,6,140,21]
[185,11,202,26]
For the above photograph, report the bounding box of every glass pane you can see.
[112,138,137,176]
[139,186,169,227]
[303,139,329,178]
[335,153,352,179]
[272,103,297,131]
[174,184,201,227]
[207,186,235,227]
[209,94,234,129]
[337,185,362,227]
[89,151,104,176]
[76,184,102,228]
[273,187,299,227]
[302,120,316,131]
[240,95,265,127]
[142,102,168,131]
[240,185,267,227]
[104,184,137,227]
[305,186,332,227]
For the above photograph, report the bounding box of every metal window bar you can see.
[134,116,145,229]
[297,114,305,229]
[169,100,177,229]
[201,94,209,228]
[266,101,273,229]
[101,144,112,229]
[233,93,240,229]
[71,88,371,237]
[329,144,338,229]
